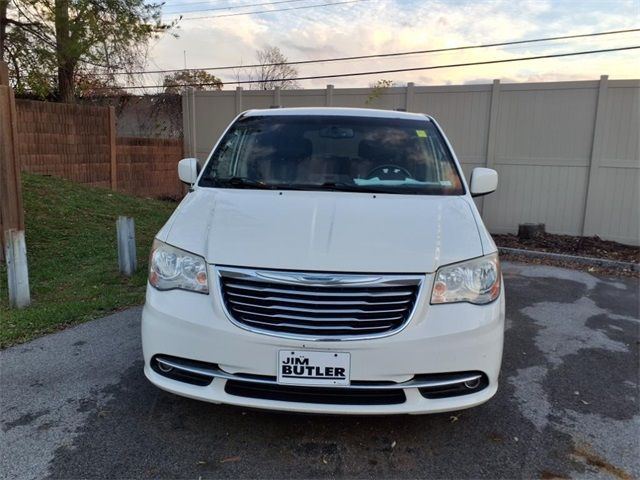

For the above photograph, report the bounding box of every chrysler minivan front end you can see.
[142,107,504,415]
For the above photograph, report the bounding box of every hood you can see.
[160,189,484,273]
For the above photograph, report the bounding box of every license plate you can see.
[277,350,350,386]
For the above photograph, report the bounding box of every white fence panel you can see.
[184,78,640,245]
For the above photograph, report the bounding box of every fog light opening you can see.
[464,378,481,389]
[157,361,174,373]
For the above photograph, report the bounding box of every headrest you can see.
[358,139,396,162]
[277,137,312,160]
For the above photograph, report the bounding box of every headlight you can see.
[431,253,500,305]
[149,240,209,294]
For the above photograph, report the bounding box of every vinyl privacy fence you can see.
[183,77,640,246]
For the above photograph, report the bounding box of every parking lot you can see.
[1,262,638,479]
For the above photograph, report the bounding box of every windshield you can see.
[199,114,465,195]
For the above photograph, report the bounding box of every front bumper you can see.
[141,275,505,415]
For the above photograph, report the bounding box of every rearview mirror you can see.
[470,168,498,197]
[178,158,199,185]
[319,126,354,139]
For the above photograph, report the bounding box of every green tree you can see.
[162,69,223,94]
[365,79,395,105]
[1,0,174,102]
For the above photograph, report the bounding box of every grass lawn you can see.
[0,173,177,347]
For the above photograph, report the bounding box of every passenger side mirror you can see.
[178,158,199,185]
[470,168,498,197]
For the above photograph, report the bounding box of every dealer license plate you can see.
[277,350,351,386]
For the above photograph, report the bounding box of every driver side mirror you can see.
[178,158,199,185]
[470,168,498,197]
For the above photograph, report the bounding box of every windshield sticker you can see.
[440,180,452,186]
[416,129,428,138]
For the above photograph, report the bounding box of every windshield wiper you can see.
[211,177,275,189]
[316,182,404,194]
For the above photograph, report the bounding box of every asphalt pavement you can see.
[1,262,638,479]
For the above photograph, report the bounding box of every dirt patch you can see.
[540,471,570,480]
[494,233,639,264]
[499,251,638,278]
[570,445,633,480]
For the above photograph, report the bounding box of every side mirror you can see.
[470,167,498,197]
[178,158,199,185]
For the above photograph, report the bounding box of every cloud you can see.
[147,0,639,89]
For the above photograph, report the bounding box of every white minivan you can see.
[142,107,504,415]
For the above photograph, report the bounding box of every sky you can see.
[143,0,640,90]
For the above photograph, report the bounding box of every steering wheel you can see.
[366,164,413,180]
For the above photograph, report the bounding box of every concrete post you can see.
[116,216,137,276]
[5,229,30,308]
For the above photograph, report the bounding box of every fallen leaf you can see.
[391,441,397,448]
[220,456,241,464]
[449,415,459,423]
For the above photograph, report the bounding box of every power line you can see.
[162,0,312,14]
[177,0,371,20]
[164,0,221,4]
[94,28,640,76]
[99,45,640,90]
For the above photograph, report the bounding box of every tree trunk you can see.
[55,0,75,103]
[0,0,8,61]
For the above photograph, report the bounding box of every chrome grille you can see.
[217,267,423,339]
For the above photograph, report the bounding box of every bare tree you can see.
[246,46,299,90]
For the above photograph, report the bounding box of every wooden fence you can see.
[116,137,184,199]
[15,99,183,199]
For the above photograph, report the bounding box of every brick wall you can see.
[15,99,183,199]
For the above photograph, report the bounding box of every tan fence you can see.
[183,78,640,245]
[15,100,183,199]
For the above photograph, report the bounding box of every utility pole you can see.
[0,60,30,307]
[0,0,8,61]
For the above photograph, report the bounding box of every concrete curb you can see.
[498,246,640,272]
